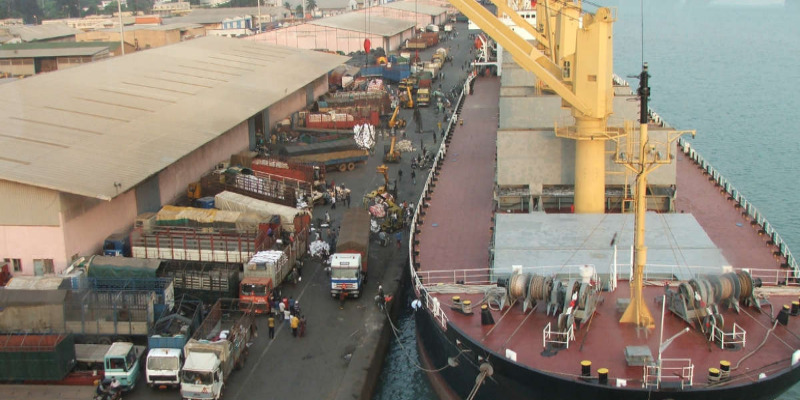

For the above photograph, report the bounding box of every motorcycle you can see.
[94,378,122,400]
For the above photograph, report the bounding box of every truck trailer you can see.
[277,139,369,172]
[180,299,256,400]
[0,289,157,344]
[330,209,371,299]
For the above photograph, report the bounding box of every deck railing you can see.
[677,138,799,277]
[644,358,694,389]
[711,322,746,349]
[407,72,474,331]
[542,322,575,349]
[416,265,800,290]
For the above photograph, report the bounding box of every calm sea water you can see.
[373,1,800,398]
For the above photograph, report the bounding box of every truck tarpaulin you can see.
[84,255,162,279]
[213,191,310,233]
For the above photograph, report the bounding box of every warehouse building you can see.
[76,23,206,51]
[251,12,415,53]
[0,42,121,77]
[355,1,449,28]
[0,36,347,276]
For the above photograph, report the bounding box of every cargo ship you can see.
[409,1,800,399]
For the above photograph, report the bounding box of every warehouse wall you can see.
[61,190,139,271]
[157,121,250,207]
[251,24,388,53]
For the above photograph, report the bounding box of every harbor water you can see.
[373,1,800,399]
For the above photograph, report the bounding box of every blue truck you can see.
[145,295,204,389]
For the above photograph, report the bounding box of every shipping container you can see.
[0,334,76,382]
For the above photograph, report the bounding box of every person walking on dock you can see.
[345,191,351,208]
[325,211,331,225]
[278,299,286,320]
[339,291,347,309]
[411,169,416,185]
[398,168,403,182]
[268,315,275,339]
[290,315,299,337]
[299,315,306,338]
[395,231,402,249]
[331,195,337,209]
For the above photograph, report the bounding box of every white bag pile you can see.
[354,124,375,150]
[309,239,330,258]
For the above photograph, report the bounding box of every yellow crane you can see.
[384,135,401,163]
[400,84,414,109]
[388,104,406,129]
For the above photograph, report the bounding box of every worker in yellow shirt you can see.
[291,315,300,337]
[268,316,275,339]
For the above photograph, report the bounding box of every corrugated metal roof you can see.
[310,13,415,36]
[170,6,289,24]
[0,46,108,58]
[0,289,68,305]
[98,22,204,33]
[0,36,349,200]
[4,276,69,290]
[381,1,447,16]
[5,24,83,42]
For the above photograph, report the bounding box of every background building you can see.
[0,36,347,276]
[250,12,414,52]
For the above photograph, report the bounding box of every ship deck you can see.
[414,76,800,391]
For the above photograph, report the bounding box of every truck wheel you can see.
[338,163,347,172]
[347,162,356,171]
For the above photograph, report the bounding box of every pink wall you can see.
[158,122,250,206]
[250,24,388,53]
[0,225,67,276]
[61,190,139,269]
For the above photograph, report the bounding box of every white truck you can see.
[180,299,256,400]
[145,296,204,389]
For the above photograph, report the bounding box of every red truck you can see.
[294,110,380,130]
[251,157,325,188]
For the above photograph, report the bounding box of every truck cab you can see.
[146,348,183,389]
[103,231,131,257]
[180,352,223,400]
[104,342,141,391]
[239,277,273,314]
[330,253,364,298]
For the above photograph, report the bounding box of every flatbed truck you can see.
[180,299,256,400]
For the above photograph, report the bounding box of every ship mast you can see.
[619,63,654,328]
[617,64,694,328]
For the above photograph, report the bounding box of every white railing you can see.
[679,138,800,277]
[743,267,800,287]
[644,358,694,389]
[711,322,746,349]
[407,74,470,332]
[542,322,575,349]
[417,265,599,287]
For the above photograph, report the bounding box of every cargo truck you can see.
[417,88,431,107]
[145,295,204,389]
[0,289,158,344]
[180,299,256,400]
[0,334,142,389]
[330,209,371,299]
[277,138,369,172]
[240,250,293,314]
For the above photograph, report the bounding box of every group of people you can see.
[268,295,307,339]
